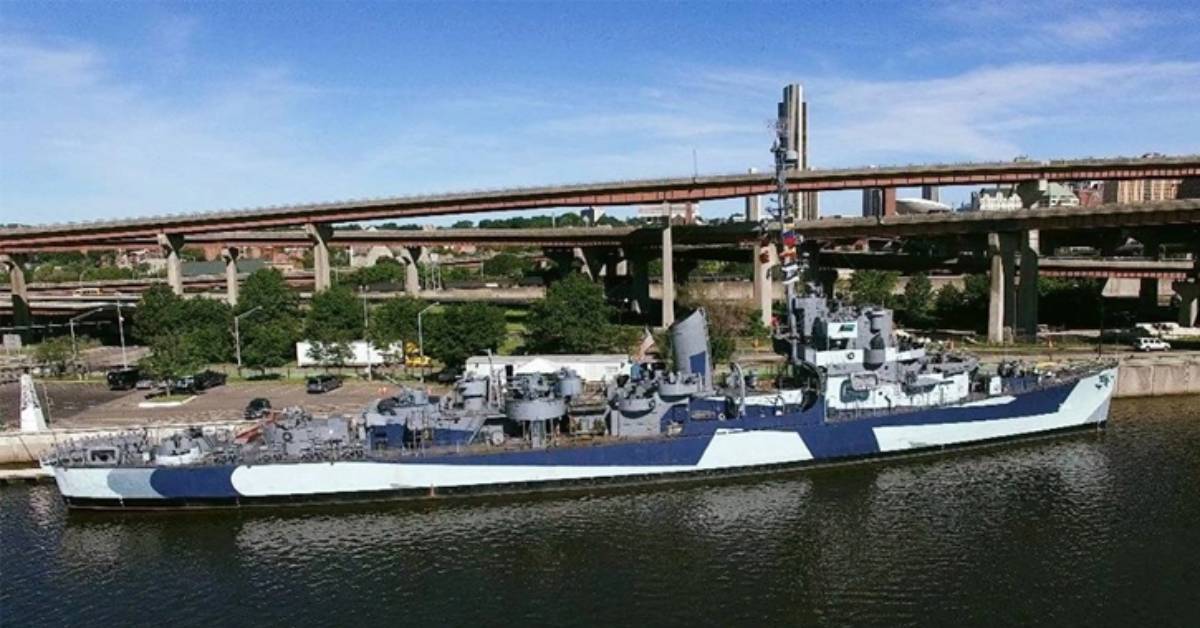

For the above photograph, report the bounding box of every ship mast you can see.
[769,114,810,366]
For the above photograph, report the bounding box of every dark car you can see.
[169,375,197,394]
[106,367,140,391]
[195,370,227,390]
[306,374,342,394]
[245,397,272,420]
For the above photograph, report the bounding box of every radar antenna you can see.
[767,110,821,368]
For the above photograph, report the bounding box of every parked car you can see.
[195,370,227,390]
[244,397,272,420]
[135,378,158,390]
[106,367,140,391]
[306,374,342,394]
[1134,337,1171,352]
[170,375,197,394]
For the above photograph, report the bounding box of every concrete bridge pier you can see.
[222,247,239,306]
[1176,282,1200,327]
[1175,244,1200,327]
[1017,230,1040,340]
[399,247,424,294]
[987,231,1018,344]
[628,254,652,318]
[661,224,675,328]
[1,254,30,338]
[156,233,185,296]
[304,223,333,293]
[1139,237,1162,318]
[746,179,773,326]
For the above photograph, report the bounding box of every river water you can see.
[3,396,1200,627]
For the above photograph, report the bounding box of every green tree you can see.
[934,283,966,328]
[133,286,231,362]
[237,269,302,372]
[34,337,75,376]
[183,299,233,363]
[141,333,204,384]
[241,324,295,373]
[424,303,507,368]
[847,270,900,307]
[451,220,474,229]
[133,285,184,342]
[305,285,363,343]
[343,258,406,287]
[481,253,532,280]
[526,273,616,353]
[368,297,426,362]
[900,273,934,328]
[305,286,363,370]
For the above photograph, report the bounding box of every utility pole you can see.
[115,297,128,369]
[417,303,437,383]
[68,307,105,377]
[361,285,372,381]
[233,306,263,373]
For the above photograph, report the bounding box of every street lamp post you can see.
[233,306,263,372]
[361,285,372,381]
[68,307,105,377]
[114,297,128,369]
[417,303,437,383]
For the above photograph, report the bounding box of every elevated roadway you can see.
[2,155,1198,248]
[6,198,1199,254]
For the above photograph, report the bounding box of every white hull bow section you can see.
[53,369,1116,509]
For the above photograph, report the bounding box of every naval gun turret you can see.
[505,369,582,448]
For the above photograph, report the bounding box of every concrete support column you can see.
[988,232,1017,344]
[222,247,240,306]
[156,233,185,296]
[1,254,30,337]
[921,185,940,203]
[400,247,424,295]
[629,255,651,316]
[1176,243,1200,327]
[747,176,773,326]
[1139,237,1162,318]
[1017,230,1039,340]
[304,223,333,293]
[881,187,897,217]
[1176,283,1200,327]
[661,224,675,328]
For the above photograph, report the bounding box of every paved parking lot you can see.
[1,379,420,429]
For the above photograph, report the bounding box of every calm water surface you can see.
[3,396,1200,627]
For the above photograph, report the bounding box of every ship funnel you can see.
[19,374,48,433]
[671,309,712,389]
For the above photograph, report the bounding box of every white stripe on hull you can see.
[872,368,1114,452]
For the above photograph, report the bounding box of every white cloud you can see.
[1,21,1198,225]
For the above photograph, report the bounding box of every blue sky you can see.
[1,0,1198,225]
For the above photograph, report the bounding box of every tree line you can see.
[845,270,1106,330]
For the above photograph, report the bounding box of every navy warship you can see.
[43,112,1116,510]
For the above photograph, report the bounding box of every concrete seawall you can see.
[1114,357,1200,398]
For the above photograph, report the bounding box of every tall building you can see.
[778,84,819,221]
[1103,178,1181,204]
